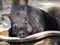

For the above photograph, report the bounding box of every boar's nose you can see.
[18,30,27,38]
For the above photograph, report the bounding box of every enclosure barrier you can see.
[0,31,60,42]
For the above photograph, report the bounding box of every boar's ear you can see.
[2,14,11,23]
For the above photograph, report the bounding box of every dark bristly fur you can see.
[8,0,59,45]
[9,0,59,40]
[41,10,59,30]
[47,6,60,30]
[9,5,59,38]
[9,5,45,37]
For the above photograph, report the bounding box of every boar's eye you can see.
[12,23,18,34]
[13,23,18,27]
[12,23,17,30]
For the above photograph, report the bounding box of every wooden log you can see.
[0,37,60,45]
[0,31,60,42]
[0,14,11,37]
[0,30,9,37]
